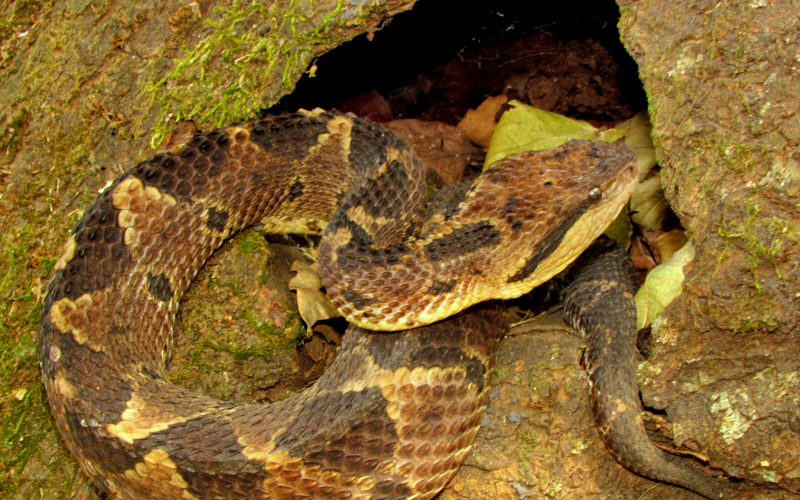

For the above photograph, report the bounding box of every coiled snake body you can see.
[39,109,719,499]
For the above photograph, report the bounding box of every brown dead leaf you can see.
[293,333,337,382]
[654,229,688,263]
[296,289,341,331]
[304,333,330,363]
[313,323,343,345]
[288,260,323,291]
[630,235,657,272]
[382,119,482,187]
[457,94,508,147]
[336,90,392,122]
[290,260,341,330]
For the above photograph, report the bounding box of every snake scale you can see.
[39,109,725,499]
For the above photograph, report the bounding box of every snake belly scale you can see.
[39,109,637,499]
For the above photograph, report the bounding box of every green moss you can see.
[143,0,346,147]
[0,385,48,479]
[236,230,266,255]
[0,108,28,161]
[712,132,761,173]
[717,197,794,296]
[0,223,60,493]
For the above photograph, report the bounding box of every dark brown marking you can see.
[135,413,267,498]
[46,189,131,303]
[249,113,330,160]
[131,131,230,202]
[507,198,592,283]
[206,206,229,232]
[146,272,173,302]
[140,366,161,380]
[275,387,398,476]
[288,179,304,200]
[342,288,377,309]
[502,196,518,215]
[423,221,501,264]
[428,279,457,296]
[358,305,504,394]
[250,172,264,189]
[347,117,408,176]
[487,174,509,184]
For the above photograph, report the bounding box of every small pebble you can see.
[481,414,493,427]
[511,482,531,499]
[507,412,523,424]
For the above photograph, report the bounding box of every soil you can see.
[1,0,798,499]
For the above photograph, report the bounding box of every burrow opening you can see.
[268,0,647,126]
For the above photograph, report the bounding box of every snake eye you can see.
[588,187,603,204]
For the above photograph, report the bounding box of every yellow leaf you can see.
[655,229,688,263]
[635,241,695,329]
[630,174,670,230]
[604,206,633,250]
[614,111,656,180]
[485,100,600,168]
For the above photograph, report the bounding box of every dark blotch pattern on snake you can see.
[38,109,720,499]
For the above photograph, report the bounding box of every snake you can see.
[38,109,725,499]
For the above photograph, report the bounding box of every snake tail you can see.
[564,241,731,499]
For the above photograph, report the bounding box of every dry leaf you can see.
[313,323,343,345]
[654,229,688,263]
[630,235,658,272]
[457,94,508,147]
[296,289,341,331]
[293,333,337,382]
[383,119,481,186]
[289,260,341,330]
[615,111,657,179]
[288,260,323,291]
[630,173,670,230]
[336,90,392,122]
[635,241,695,330]
[304,334,330,363]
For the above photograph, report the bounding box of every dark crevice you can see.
[267,0,645,124]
